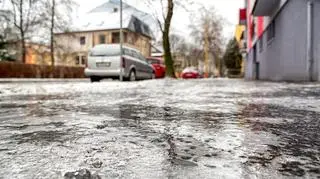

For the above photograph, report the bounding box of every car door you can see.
[121,48,130,77]
[131,50,145,79]
[139,54,153,79]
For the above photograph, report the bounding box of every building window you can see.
[259,36,263,52]
[75,56,80,65]
[267,20,275,42]
[127,35,134,44]
[113,8,118,13]
[80,36,86,45]
[124,32,128,43]
[111,32,128,43]
[99,34,106,44]
[112,32,120,43]
[81,56,87,65]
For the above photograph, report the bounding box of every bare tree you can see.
[189,6,224,76]
[50,0,55,66]
[169,33,185,53]
[146,0,193,78]
[9,0,44,63]
[41,0,76,67]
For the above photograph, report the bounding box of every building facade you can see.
[54,29,151,67]
[244,0,320,81]
[54,0,154,67]
[235,24,246,76]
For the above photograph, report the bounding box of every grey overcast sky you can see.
[76,0,244,41]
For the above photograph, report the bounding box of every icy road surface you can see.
[0,79,319,179]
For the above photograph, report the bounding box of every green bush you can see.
[0,35,13,61]
[223,38,242,70]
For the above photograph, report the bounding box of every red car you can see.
[147,57,166,78]
[181,68,200,79]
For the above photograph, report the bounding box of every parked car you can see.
[146,57,166,78]
[181,67,200,79]
[85,44,155,82]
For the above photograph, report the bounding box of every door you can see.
[130,50,145,79]
[132,50,152,79]
[252,45,259,80]
[255,62,260,80]
[139,55,153,79]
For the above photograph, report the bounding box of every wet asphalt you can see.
[0,78,319,179]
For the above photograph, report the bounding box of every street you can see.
[0,79,319,179]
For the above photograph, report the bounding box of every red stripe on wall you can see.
[247,0,252,49]
[257,16,264,37]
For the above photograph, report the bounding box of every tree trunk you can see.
[20,30,26,63]
[219,58,223,77]
[163,0,175,78]
[50,0,55,67]
[19,0,26,63]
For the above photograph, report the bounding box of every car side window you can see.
[131,50,139,59]
[138,53,147,63]
[123,48,132,57]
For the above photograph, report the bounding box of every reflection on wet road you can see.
[0,79,319,178]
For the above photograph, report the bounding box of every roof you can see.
[89,0,154,23]
[74,12,153,38]
[89,0,130,13]
[69,0,155,38]
[151,44,163,57]
[151,44,163,53]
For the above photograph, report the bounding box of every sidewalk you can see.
[0,78,89,83]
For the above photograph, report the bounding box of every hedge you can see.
[0,61,85,78]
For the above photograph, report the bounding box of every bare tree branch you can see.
[160,0,166,22]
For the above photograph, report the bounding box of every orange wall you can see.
[25,47,51,66]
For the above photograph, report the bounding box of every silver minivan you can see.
[85,44,155,82]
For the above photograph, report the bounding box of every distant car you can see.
[146,57,166,78]
[85,44,155,82]
[181,67,200,79]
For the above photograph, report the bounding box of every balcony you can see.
[252,0,279,16]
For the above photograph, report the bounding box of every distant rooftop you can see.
[69,0,155,38]
[89,0,153,22]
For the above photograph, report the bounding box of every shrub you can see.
[0,62,85,78]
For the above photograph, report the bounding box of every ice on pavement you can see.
[0,79,319,179]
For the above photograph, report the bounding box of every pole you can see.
[204,20,209,78]
[120,0,124,81]
[307,0,314,81]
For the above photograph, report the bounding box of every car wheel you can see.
[129,70,136,81]
[90,77,101,83]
